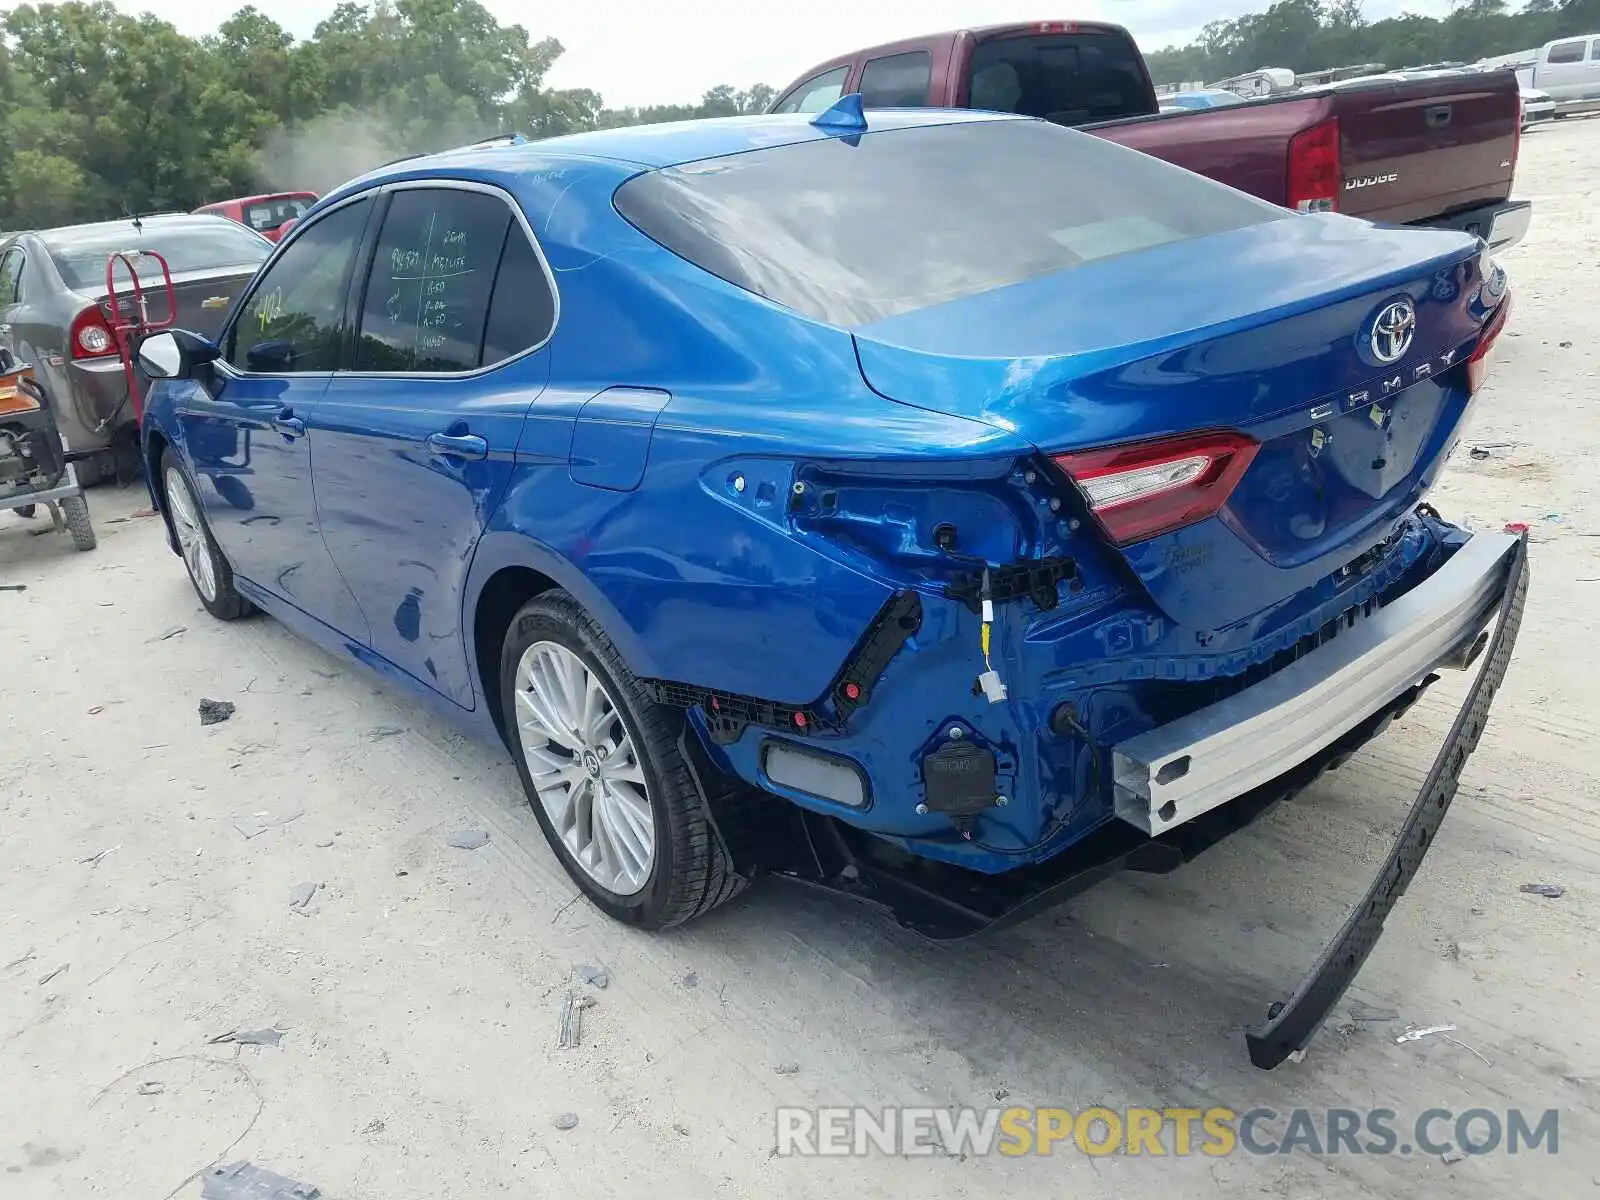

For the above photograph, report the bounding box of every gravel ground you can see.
[2,119,1597,1199]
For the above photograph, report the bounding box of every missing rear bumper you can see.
[1112,530,1520,838]
[1245,527,1528,1068]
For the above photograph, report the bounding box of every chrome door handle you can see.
[426,431,488,460]
[272,410,305,438]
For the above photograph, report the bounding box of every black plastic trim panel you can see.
[645,590,923,743]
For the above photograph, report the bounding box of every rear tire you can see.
[161,457,253,621]
[501,589,749,929]
[61,494,96,551]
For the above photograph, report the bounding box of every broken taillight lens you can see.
[1466,295,1511,394]
[1053,430,1260,545]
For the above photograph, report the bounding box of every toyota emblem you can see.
[1369,299,1416,364]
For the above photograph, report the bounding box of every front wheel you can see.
[162,458,253,620]
[500,590,749,929]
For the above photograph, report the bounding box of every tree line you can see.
[1145,0,1600,85]
[4,0,1599,230]
[0,0,774,229]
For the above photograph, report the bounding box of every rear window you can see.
[859,51,933,107]
[968,31,1157,123]
[242,197,314,232]
[614,119,1283,327]
[47,222,270,289]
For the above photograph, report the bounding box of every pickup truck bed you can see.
[771,22,1530,249]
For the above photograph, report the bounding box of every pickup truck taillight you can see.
[1287,119,1341,213]
[70,305,119,360]
[1053,431,1260,545]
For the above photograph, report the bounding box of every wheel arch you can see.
[465,530,660,746]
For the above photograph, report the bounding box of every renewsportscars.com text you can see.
[773,1106,1560,1158]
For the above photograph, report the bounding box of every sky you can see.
[107,0,1459,108]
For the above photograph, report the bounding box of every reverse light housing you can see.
[70,305,118,360]
[1053,431,1260,545]
[1287,118,1341,213]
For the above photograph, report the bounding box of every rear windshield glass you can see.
[242,197,314,232]
[968,32,1157,123]
[615,119,1284,327]
[46,222,271,289]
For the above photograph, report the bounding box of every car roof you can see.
[38,212,253,245]
[376,109,1029,176]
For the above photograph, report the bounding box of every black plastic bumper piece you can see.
[1244,528,1529,1069]
[646,590,922,743]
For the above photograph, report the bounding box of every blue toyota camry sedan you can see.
[138,98,1526,1067]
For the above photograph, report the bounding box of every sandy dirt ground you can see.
[3,120,1598,1200]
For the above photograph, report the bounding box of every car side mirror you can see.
[138,329,219,381]
[245,340,297,373]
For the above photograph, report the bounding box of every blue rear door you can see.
[308,183,556,708]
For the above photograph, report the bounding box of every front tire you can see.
[500,590,748,929]
[161,458,253,620]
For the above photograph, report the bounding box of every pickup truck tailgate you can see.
[1334,74,1519,224]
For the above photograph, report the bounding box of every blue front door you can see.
[309,183,557,708]
[181,193,379,640]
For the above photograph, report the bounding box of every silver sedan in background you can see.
[0,214,272,482]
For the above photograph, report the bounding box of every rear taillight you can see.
[1466,296,1511,394]
[1287,118,1341,213]
[1052,431,1260,546]
[70,305,118,360]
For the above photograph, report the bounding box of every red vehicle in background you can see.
[192,191,318,242]
[772,21,1531,250]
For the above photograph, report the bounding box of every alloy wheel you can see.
[513,640,656,896]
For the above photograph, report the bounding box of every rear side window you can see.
[1591,40,1600,60]
[968,31,1156,123]
[353,188,511,373]
[771,66,850,114]
[615,119,1283,327]
[859,51,933,107]
[480,229,556,364]
[1547,40,1585,64]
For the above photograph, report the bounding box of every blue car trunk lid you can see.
[850,214,1500,631]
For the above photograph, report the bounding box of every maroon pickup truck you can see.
[771,21,1531,250]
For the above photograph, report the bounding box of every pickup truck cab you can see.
[1527,33,1600,116]
[773,21,1531,251]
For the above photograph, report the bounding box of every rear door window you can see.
[771,66,850,114]
[858,51,933,107]
[968,31,1156,123]
[1590,39,1600,60]
[227,197,374,372]
[352,187,514,373]
[1546,40,1585,64]
[615,118,1282,327]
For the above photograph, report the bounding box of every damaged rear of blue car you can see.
[139,104,1527,1071]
